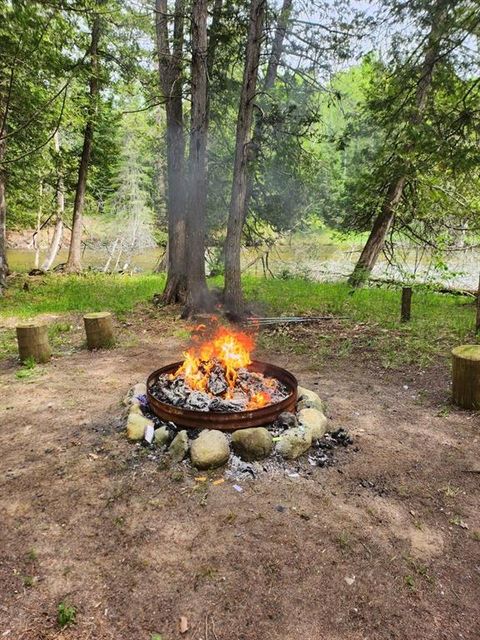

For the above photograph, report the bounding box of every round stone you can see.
[232,427,273,461]
[190,430,230,470]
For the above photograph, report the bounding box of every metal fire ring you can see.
[146,360,298,430]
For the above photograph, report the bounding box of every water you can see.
[7,237,479,289]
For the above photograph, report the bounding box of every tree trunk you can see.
[348,0,448,288]
[224,0,266,316]
[155,0,187,303]
[33,181,43,269]
[66,13,101,273]
[243,0,292,228]
[42,131,64,271]
[0,137,7,293]
[183,0,211,316]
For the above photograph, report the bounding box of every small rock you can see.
[344,575,355,586]
[231,427,273,461]
[297,386,325,412]
[123,381,147,406]
[297,407,328,441]
[276,426,312,459]
[276,411,298,429]
[126,412,153,441]
[190,430,230,470]
[169,431,189,462]
[128,403,143,416]
[154,426,170,447]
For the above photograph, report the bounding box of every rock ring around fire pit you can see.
[146,360,298,430]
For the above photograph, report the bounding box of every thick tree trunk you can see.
[66,14,101,273]
[0,137,7,293]
[42,131,64,271]
[155,0,187,303]
[183,0,211,316]
[348,0,448,288]
[224,0,266,316]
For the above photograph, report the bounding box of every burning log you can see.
[83,312,115,350]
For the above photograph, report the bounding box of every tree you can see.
[41,131,65,271]
[347,0,476,287]
[183,0,212,315]
[224,0,266,315]
[155,0,187,303]
[66,7,102,272]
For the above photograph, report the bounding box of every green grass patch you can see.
[0,273,166,318]
[0,273,476,369]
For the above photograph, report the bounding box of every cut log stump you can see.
[83,312,115,350]
[452,345,480,409]
[16,322,51,363]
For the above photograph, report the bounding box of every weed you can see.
[57,602,77,628]
[337,530,350,550]
[26,548,37,561]
[15,357,39,380]
[441,483,462,498]
[472,530,480,541]
[404,575,416,590]
[22,575,34,588]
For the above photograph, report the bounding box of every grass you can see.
[0,272,166,318]
[0,272,477,368]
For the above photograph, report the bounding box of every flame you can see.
[173,326,277,409]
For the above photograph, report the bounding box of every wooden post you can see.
[475,273,480,333]
[16,322,51,363]
[401,287,412,322]
[83,312,114,350]
[452,345,480,409]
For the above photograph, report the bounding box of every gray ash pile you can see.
[150,361,289,412]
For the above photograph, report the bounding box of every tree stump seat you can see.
[452,345,480,409]
[16,322,51,363]
[83,312,115,350]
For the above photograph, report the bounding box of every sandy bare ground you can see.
[0,312,479,640]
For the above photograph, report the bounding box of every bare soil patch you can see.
[1,311,479,640]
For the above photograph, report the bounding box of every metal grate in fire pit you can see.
[147,360,298,430]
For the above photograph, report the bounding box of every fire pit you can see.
[146,326,298,430]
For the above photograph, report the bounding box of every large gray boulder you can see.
[232,427,273,461]
[169,430,189,462]
[297,407,328,441]
[276,426,312,459]
[190,430,230,469]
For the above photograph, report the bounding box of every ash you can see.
[150,362,289,412]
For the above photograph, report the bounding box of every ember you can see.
[150,326,289,412]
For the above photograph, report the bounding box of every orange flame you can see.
[175,326,254,390]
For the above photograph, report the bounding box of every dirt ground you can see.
[1,310,479,640]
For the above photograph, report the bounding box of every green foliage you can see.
[57,602,77,628]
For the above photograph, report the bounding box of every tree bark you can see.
[42,131,64,271]
[224,0,266,316]
[243,0,292,226]
[155,0,187,303]
[0,137,7,293]
[348,0,448,288]
[183,0,212,316]
[66,12,101,273]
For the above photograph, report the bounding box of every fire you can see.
[173,326,274,409]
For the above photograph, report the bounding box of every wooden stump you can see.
[16,322,51,363]
[83,312,115,350]
[400,287,412,322]
[452,345,480,409]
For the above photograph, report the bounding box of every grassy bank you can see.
[0,272,476,368]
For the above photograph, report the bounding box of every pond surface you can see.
[7,238,479,289]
